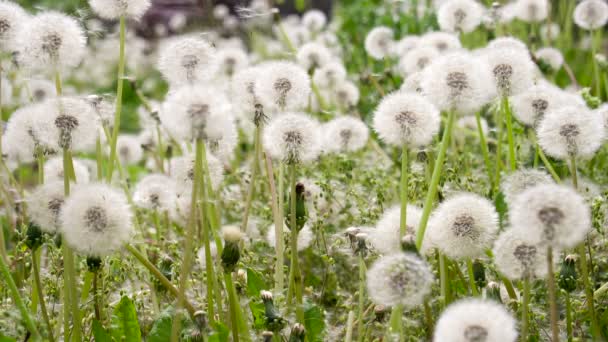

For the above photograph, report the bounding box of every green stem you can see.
[241,127,261,233]
[388,304,403,342]
[565,291,573,342]
[345,310,355,342]
[416,110,456,250]
[32,249,54,342]
[547,246,559,342]
[466,259,479,296]
[494,104,504,186]
[521,278,530,341]
[503,97,516,171]
[93,270,101,321]
[224,272,240,342]
[591,29,601,96]
[95,137,103,180]
[399,145,408,240]
[288,163,304,323]
[475,111,493,190]
[0,254,41,340]
[264,154,284,297]
[439,253,449,308]
[357,255,366,342]
[107,15,126,181]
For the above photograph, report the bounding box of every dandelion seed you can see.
[263,112,320,164]
[574,0,608,30]
[88,0,151,20]
[255,61,310,112]
[493,227,554,280]
[437,0,484,33]
[365,26,394,60]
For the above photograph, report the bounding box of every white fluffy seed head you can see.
[481,47,535,97]
[537,105,605,159]
[157,35,219,87]
[393,36,420,57]
[2,103,48,164]
[254,61,310,112]
[333,80,360,109]
[44,156,91,184]
[509,84,566,127]
[597,103,608,130]
[86,94,115,128]
[88,0,151,20]
[231,66,262,115]
[161,85,229,142]
[368,204,429,255]
[398,46,439,76]
[433,299,518,342]
[400,71,425,94]
[493,227,553,280]
[302,9,326,32]
[263,112,321,164]
[427,193,499,260]
[574,0,608,30]
[116,135,143,165]
[366,252,433,308]
[487,37,528,53]
[206,114,238,164]
[222,225,244,243]
[419,31,461,53]
[510,184,591,248]
[60,183,133,256]
[21,79,55,104]
[421,52,493,115]
[0,1,28,52]
[296,42,332,70]
[501,168,554,205]
[266,223,313,251]
[16,12,86,71]
[535,47,564,71]
[437,0,484,33]
[322,116,369,153]
[373,92,441,147]
[133,174,177,212]
[197,241,220,268]
[364,26,394,60]
[216,47,249,78]
[312,61,347,88]
[540,23,560,42]
[515,0,549,23]
[170,151,224,194]
[26,181,66,233]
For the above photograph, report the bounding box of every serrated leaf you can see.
[304,303,325,342]
[110,296,141,342]
[92,320,111,342]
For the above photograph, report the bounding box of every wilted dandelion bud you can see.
[171,151,224,194]
[255,61,310,112]
[296,42,332,71]
[157,36,218,87]
[373,92,440,147]
[364,26,394,60]
[289,323,306,342]
[437,0,484,33]
[558,254,578,293]
[500,168,554,204]
[0,1,28,52]
[537,106,604,159]
[427,193,499,260]
[16,12,86,71]
[89,0,151,20]
[312,61,347,88]
[44,156,91,184]
[193,310,207,330]
[116,134,144,165]
[535,47,564,71]
[514,0,548,23]
[574,0,608,30]
[493,228,551,280]
[332,80,360,109]
[420,32,461,53]
[485,281,502,303]
[366,252,433,307]
[216,47,249,78]
[433,299,518,342]
[302,9,326,33]
[482,47,535,97]
[260,289,284,330]
[509,84,564,127]
[510,184,591,248]
[374,305,387,321]
[398,46,439,76]
[26,181,66,233]
[133,174,177,212]
[221,226,244,272]
[369,204,425,255]
[264,112,321,164]
[421,52,492,114]
[60,183,133,256]
[322,116,369,153]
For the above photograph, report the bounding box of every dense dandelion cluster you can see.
[1,1,608,341]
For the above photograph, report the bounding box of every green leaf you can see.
[147,307,176,342]
[246,268,267,298]
[208,322,230,342]
[0,333,16,342]
[92,320,112,342]
[304,303,325,342]
[249,300,266,330]
[110,296,141,342]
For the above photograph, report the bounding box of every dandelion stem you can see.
[399,145,408,241]
[416,109,456,250]
[439,253,449,308]
[502,97,517,171]
[591,29,601,96]
[388,304,403,342]
[357,254,366,342]
[475,111,493,190]
[108,15,126,182]
[93,269,101,321]
[521,277,530,341]
[466,259,479,296]
[32,249,54,342]
[241,126,261,234]
[494,104,504,186]
[345,310,355,342]
[565,291,573,342]
[288,163,304,323]
[0,253,42,340]
[547,246,560,342]
[264,153,285,297]
[224,272,240,342]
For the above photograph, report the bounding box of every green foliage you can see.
[110,296,141,342]
[303,303,325,342]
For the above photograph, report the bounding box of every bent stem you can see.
[399,145,408,240]
[416,109,456,250]
[547,246,559,342]
[107,15,126,181]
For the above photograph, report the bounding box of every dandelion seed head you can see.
[86,94,115,127]
[434,299,517,342]
[515,0,549,23]
[88,0,151,20]
[427,193,499,259]
[420,31,462,53]
[255,61,310,112]
[296,42,332,70]
[365,26,394,60]
[44,156,91,184]
[493,228,553,280]
[333,80,360,109]
[222,225,244,243]
[366,252,433,308]
[501,168,554,205]
[322,116,369,153]
[133,174,177,212]
[264,112,321,164]
[312,61,347,88]
[170,150,224,195]
[116,134,143,166]
[232,66,263,117]
[206,114,238,164]
[393,36,421,57]
[539,23,560,41]
[26,181,66,233]
[302,9,327,32]
[487,37,528,53]
[216,47,249,78]
[535,47,564,71]
[0,1,28,52]
[482,47,535,97]
[437,0,484,33]
[574,0,608,30]
[400,71,425,94]
[2,103,48,164]
[398,46,440,76]
[373,92,441,147]
[60,183,133,256]
[157,36,219,87]
[510,184,590,248]
[510,84,567,127]
[368,204,432,255]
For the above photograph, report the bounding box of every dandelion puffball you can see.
[510,184,591,248]
[0,1,28,52]
[254,61,311,112]
[333,80,360,109]
[373,92,440,147]
[216,47,249,78]
[420,31,461,53]
[535,47,564,71]
[322,116,369,153]
[133,174,178,212]
[366,252,433,308]
[157,36,219,87]
[266,223,313,252]
[364,26,394,60]
[537,106,605,159]
[312,62,347,88]
[493,228,552,280]
[264,112,321,164]
[117,135,144,165]
[44,156,91,184]
[427,193,499,260]
[482,47,535,97]
[509,84,564,127]
[574,0,608,30]
[16,11,86,71]
[514,0,549,23]
[89,0,151,20]
[26,181,66,233]
[434,299,518,342]
[437,0,484,33]
[302,9,327,32]
[368,204,425,255]
[501,168,554,205]
[170,151,224,194]
[398,46,439,76]
[296,42,332,70]
[60,183,134,256]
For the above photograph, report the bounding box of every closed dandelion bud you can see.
[437,0,484,34]
[264,112,321,165]
[289,323,306,342]
[285,183,308,232]
[364,26,394,60]
[25,223,43,251]
[472,259,486,288]
[485,281,502,303]
[574,0,608,30]
[558,255,578,293]
[537,106,604,160]
[355,233,368,256]
[193,310,207,330]
[157,36,218,87]
[510,184,590,249]
[261,290,284,329]
[262,331,274,342]
[221,226,244,272]
[366,252,433,308]
[433,299,518,342]
[89,0,151,20]
[16,12,86,71]
[86,256,102,272]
